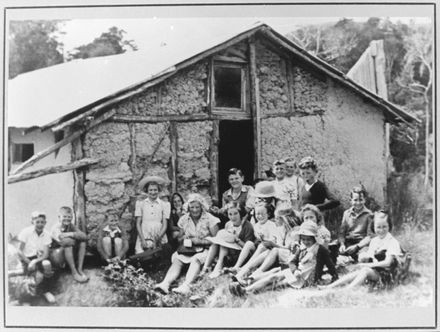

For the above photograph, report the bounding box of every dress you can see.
[134,197,170,253]
[171,212,220,265]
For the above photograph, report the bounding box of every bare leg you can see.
[63,246,83,282]
[185,259,202,284]
[41,260,53,277]
[246,270,286,293]
[77,242,87,278]
[202,244,219,273]
[230,241,255,271]
[102,237,112,259]
[162,259,184,287]
[324,270,359,289]
[251,248,278,278]
[346,267,379,290]
[210,246,229,278]
[236,245,268,279]
[113,238,123,258]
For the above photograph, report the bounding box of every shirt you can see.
[102,225,122,238]
[366,232,402,260]
[224,221,242,236]
[177,212,220,239]
[300,180,340,211]
[253,220,278,242]
[18,225,52,257]
[50,222,86,242]
[222,185,254,211]
[339,206,373,242]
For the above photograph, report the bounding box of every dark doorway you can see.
[218,120,254,203]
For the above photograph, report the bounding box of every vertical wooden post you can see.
[169,122,178,194]
[248,37,262,179]
[286,58,294,113]
[384,121,391,203]
[208,57,215,114]
[210,120,219,202]
[71,132,86,232]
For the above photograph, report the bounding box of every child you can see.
[202,202,255,278]
[323,211,403,290]
[97,212,129,264]
[298,156,340,211]
[50,206,88,283]
[17,211,55,303]
[246,180,276,224]
[233,203,280,282]
[229,220,338,296]
[248,206,301,280]
[167,193,185,250]
[279,158,305,210]
[338,186,374,262]
[135,176,170,253]
[300,204,331,248]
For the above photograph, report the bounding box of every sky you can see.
[58,16,431,55]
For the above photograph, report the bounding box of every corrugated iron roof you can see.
[7,22,418,128]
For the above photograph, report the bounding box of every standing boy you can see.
[338,186,374,262]
[50,206,88,282]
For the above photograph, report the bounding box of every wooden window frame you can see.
[211,61,247,115]
[12,142,34,164]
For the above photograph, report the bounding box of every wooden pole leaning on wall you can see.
[10,109,117,175]
[71,134,87,233]
[8,158,99,184]
[209,120,219,202]
[248,37,262,180]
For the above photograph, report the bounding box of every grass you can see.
[8,228,435,308]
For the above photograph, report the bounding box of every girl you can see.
[229,220,338,296]
[246,180,276,224]
[97,212,129,264]
[233,203,280,283]
[300,204,331,248]
[167,193,185,250]
[202,202,255,278]
[298,156,340,211]
[323,211,402,290]
[134,176,169,253]
[248,205,301,280]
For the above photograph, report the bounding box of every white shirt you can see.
[367,232,402,259]
[18,225,52,257]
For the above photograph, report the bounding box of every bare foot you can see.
[73,273,87,283]
[78,270,89,281]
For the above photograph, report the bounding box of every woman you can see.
[154,194,220,294]
[167,193,185,250]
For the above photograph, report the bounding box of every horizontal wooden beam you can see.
[213,55,247,63]
[8,158,99,184]
[10,109,116,175]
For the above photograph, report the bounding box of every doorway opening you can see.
[218,120,254,203]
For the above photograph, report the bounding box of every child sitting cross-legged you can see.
[321,210,403,290]
[17,211,56,303]
[96,212,129,264]
[229,220,338,296]
[201,202,255,279]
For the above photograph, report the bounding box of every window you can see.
[213,64,245,110]
[12,143,34,163]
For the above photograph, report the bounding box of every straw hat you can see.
[254,181,276,198]
[298,221,318,238]
[138,175,166,192]
[206,229,241,250]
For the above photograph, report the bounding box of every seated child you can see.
[338,186,374,262]
[97,212,129,264]
[233,203,282,283]
[202,202,255,278]
[300,204,331,247]
[248,205,301,280]
[50,206,88,283]
[323,210,402,290]
[17,211,55,303]
[229,220,338,296]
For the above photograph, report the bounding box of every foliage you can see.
[68,26,138,60]
[103,259,161,307]
[9,20,65,78]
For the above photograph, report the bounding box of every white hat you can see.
[206,229,241,250]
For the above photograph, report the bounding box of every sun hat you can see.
[185,193,210,212]
[138,175,166,192]
[298,156,317,169]
[31,211,46,219]
[206,229,241,250]
[254,181,276,198]
[298,221,318,238]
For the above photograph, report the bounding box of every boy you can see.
[50,206,88,283]
[338,186,374,262]
[17,211,55,303]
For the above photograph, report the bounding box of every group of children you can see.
[12,155,406,302]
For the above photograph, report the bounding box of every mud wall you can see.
[115,62,208,116]
[261,77,386,208]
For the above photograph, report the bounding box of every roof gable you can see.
[7,22,418,130]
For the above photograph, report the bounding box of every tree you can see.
[68,26,137,60]
[9,20,65,79]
